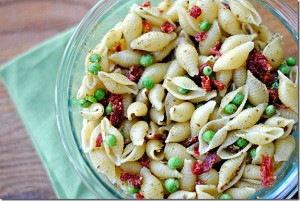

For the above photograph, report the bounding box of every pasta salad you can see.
[76,0,298,199]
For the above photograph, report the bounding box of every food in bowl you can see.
[76,0,298,199]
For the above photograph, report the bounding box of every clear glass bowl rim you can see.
[55,0,299,199]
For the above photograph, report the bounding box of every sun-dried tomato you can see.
[194,144,200,158]
[198,62,212,75]
[191,152,217,175]
[108,94,124,127]
[201,76,211,91]
[110,113,123,127]
[260,155,275,188]
[95,133,103,147]
[182,136,198,147]
[142,20,152,33]
[161,22,176,33]
[136,192,144,199]
[195,32,208,42]
[211,80,225,91]
[141,1,151,7]
[140,155,150,168]
[126,65,143,83]
[190,5,202,19]
[222,2,230,10]
[261,72,275,86]
[128,174,143,188]
[268,88,278,103]
[195,179,204,185]
[153,134,163,140]
[120,172,135,181]
[274,103,290,110]
[210,41,222,56]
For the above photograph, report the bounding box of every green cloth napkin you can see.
[0,29,97,199]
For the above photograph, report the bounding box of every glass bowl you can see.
[55,0,298,199]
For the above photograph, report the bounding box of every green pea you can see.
[232,93,244,105]
[203,66,212,76]
[286,56,296,66]
[250,148,257,159]
[94,88,106,101]
[183,74,190,78]
[220,194,232,199]
[202,130,215,143]
[128,186,139,194]
[196,103,204,108]
[89,53,101,63]
[142,77,155,89]
[87,95,97,103]
[265,105,276,117]
[168,157,183,169]
[106,104,114,115]
[89,63,101,75]
[271,81,279,89]
[105,134,117,147]
[164,178,179,193]
[235,138,248,148]
[224,103,237,114]
[244,103,253,109]
[279,64,290,75]
[140,54,154,67]
[199,20,211,31]
[79,98,91,108]
[178,87,190,94]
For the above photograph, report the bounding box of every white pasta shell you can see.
[218,85,248,118]
[196,0,218,23]
[149,107,166,125]
[167,190,196,199]
[96,25,123,50]
[289,66,298,86]
[170,102,195,122]
[98,71,138,94]
[218,7,242,35]
[199,20,221,56]
[165,92,184,125]
[233,64,247,88]
[134,6,167,26]
[177,6,199,36]
[148,84,165,111]
[243,164,261,180]
[121,142,146,163]
[153,38,179,62]
[277,108,298,122]
[165,0,188,22]
[77,75,105,99]
[146,139,164,161]
[236,124,284,145]
[176,42,199,76]
[164,60,186,79]
[217,130,252,160]
[108,49,142,68]
[218,152,247,192]
[195,185,220,199]
[122,94,133,118]
[179,159,197,191]
[89,148,116,183]
[220,34,256,54]
[164,143,194,161]
[127,101,148,120]
[198,169,219,186]
[119,119,138,144]
[100,118,124,166]
[264,116,296,139]
[120,161,142,174]
[122,12,142,47]
[274,135,296,162]
[138,62,170,89]
[263,35,284,68]
[80,103,104,121]
[252,142,275,165]
[234,180,261,191]
[150,160,183,179]
[213,41,254,72]
[146,121,160,140]
[81,119,101,153]
[163,76,206,100]
[140,167,164,199]
[136,88,150,106]
[131,31,177,52]
[189,91,217,103]
[278,71,298,113]
[130,121,149,146]
[224,187,256,199]
[190,101,216,136]
[165,121,191,143]
[225,103,267,131]
[198,117,230,155]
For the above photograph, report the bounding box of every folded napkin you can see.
[0,29,96,199]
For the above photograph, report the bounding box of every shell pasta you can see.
[76,0,298,199]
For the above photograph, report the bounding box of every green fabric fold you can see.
[0,29,96,199]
